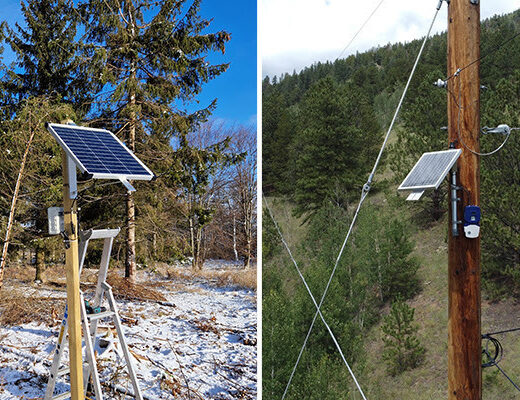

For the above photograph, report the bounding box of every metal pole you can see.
[447,0,481,398]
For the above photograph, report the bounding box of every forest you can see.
[263,8,520,399]
[0,0,257,287]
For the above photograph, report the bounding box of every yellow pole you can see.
[62,152,84,400]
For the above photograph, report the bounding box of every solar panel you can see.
[47,123,154,181]
[398,149,462,192]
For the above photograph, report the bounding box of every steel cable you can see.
[276,2,444,398]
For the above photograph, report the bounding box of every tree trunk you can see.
[232,214,238,262]
[195,225,203,270]
[125,57,137,282]
[0,117,36,289]
[35,247,45,282]
[152,231,157,259]
[125,190,136,281]
[189,215,198,270]
[240,182,254,269]
[245,203,252,269]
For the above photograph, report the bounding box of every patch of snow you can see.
[0,279,256,399]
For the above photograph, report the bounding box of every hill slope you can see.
[265,197,520,398]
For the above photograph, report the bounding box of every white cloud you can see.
[261,0,520,77]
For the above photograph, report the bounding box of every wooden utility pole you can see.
[62,153,84,400]
[447,0,481,399]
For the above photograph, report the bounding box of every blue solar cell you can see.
[47,124,153,180]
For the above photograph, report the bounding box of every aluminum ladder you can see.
[44,228,143,400]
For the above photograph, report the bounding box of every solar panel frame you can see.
[47,123,154,181]
[398,149,462,192]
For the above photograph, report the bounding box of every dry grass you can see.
[0,288,64,326]
[3,264,38,283]
[0,257,253,328]
[106,274,167,302]
[213,269,257,290]
[160,265,257,290]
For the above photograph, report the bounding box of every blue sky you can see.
[0,0,257,128]
[195,0,257,127]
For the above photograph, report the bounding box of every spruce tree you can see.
[80,0,231,279]
[168,127,244,270]
[2,0,90,111]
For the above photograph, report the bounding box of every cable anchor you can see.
[437,0,449,10]
[363,174,374,194]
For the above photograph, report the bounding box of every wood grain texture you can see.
[62,153,85,400]
[447,0,481,399]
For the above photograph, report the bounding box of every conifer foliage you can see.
[3,0,90,108]
[0,0,254,284]
[78,0,231,279]
[293,77,380,217]
[381,297,425,376]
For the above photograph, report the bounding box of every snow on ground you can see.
[0,262,257,399]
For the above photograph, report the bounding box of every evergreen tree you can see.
[3,0,91,111]
[80,0,231,279]
[0,97,77,287]
[381,297,425,376]
[262,89,288,193]
[480,69,520,296]
[262,266,298,399]
[355,206,420,302]
[292,77,380,217]
[168,127,244,270]
[389,68,448,221]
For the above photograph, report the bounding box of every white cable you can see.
[280,190,369,400]
[263,195,368,400]
[336,0,386,62]
[367,2,443,186]
[276,2,445,398]
[455,75,513,157]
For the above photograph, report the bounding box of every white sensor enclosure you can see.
[464,224,480,239]
[48,207,64,235]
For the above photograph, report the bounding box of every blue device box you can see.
[464,205,481,225]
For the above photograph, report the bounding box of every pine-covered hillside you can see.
[263,8,520,399]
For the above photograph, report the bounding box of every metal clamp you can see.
[60,231,71,249]
[437,0,449,10]
[450,168,461,237]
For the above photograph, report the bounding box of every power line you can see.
[445,28,520,82]
[482,334,520,393]
[336,0,386,62]
[453,74,513,157]
[484,327,520,336]
[262,195,368,400]
[279,189,369,400]
[272,2,445,398]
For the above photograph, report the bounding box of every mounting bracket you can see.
[450,168,461,237]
